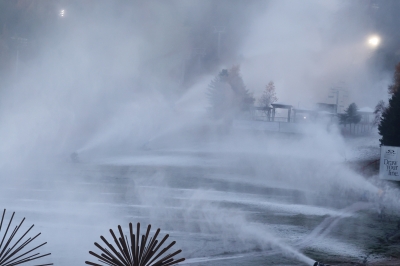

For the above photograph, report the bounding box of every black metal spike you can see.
[86,223,185,266]
[0,209,52,266]
[0,212,15,252]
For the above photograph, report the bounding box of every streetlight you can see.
[367,35,380,48]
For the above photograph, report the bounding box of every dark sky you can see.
[1,1,400,75]
[1,0,400,159]
[1,0,400,107]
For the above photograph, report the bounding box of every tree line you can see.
[206,62,400,146]
[206,64,366,130]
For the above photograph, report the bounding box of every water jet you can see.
[313,262,330,266]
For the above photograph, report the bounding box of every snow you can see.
[344,135,381,161]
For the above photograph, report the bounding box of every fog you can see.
[0,0,393,159]
[240,1,391,107]
[0,1,398,265]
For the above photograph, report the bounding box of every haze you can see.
[0,1,399,266]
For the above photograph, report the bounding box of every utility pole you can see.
[180,57,186,86]
[329,83,348,114]
[193,48,206,72]
[11,37,28,82]
[329,89,341,114]
[180,53,191,86]
[213,26,225,60]
[15,49,19,80]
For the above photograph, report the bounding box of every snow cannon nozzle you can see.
[313,262,330,266]
[70,151,79,163]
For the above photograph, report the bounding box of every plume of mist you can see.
[239,0,391,108]
[0,1,396,265]
[0,0,394,166]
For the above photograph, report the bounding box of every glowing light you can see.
[60,9,65,17]
[303,116,307,119]
[368,35,380,47]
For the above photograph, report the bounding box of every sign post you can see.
[380,145,400,180]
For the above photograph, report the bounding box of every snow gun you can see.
[313,262,330,266]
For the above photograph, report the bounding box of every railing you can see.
[253,110,289,122]
[272,117,289,122]
[233,120,305,134]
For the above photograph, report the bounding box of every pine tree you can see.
[226,65,255,111]
[206,66,254,119]
[388,62,400,95]
[379,89,400,146]
[206,69,231,119]
[340,103,361,132]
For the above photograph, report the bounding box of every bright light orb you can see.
[60,9,65,17]
[368,35,380,47]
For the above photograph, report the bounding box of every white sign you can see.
[380,146,400,180]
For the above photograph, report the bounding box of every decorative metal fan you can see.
[0,209,52,266]
[86,223,185,266]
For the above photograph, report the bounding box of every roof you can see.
[255,105,272,110]
[317,110,335,115]
[292,108,316,114]
[271,103,292,108]
[317,103,336,107]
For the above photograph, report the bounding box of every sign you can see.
[380,146,400,180]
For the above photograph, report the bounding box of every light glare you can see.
[368,35,380,47]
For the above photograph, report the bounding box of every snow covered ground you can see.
[343,133,381,162]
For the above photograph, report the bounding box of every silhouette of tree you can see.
[388,62,400,95]
[206,65,254,119]
[340,103,361,132]
[226,65,255,112]
[207,69,232,119]
[258,81,278,108]
[379,86,400,146]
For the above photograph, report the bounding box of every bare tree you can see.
[258,81,278,108]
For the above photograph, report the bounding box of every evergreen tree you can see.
[206,69,231,119]
[388,62,400,95]
[379,89,400,146]
[206,66,254,119]
[226,65,255,111]
[340,103,361,131]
